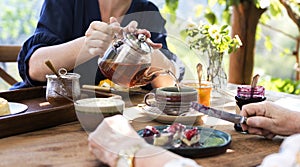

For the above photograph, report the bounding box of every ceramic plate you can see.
[0,102,28,117]
[141,105,203,124]
[137,125,231,158]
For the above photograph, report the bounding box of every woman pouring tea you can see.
[12,0,185,90]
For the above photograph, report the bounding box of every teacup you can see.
[144,86,198,116]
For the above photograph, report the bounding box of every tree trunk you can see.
[229,1,266,84]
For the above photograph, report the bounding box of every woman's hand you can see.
[240,101,300,139]
[123,20,162,49]
[84,17,121,57]
[88,115,147,167]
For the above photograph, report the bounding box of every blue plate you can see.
[137,125,231,158]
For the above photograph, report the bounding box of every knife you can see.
[190,102,247,124]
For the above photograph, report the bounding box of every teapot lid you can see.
[124,32,152,54]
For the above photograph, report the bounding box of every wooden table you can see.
[0,88,298,167]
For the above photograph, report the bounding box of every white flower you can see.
[258,0,270,9]
[208,25,220,39]
[235,35,243,47]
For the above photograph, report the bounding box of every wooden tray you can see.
[0,86,114,138]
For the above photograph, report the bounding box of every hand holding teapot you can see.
[98,19,178,88]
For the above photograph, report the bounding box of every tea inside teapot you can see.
[99,32,180,88]
[100,60,175,87]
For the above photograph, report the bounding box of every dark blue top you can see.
[12,0,185,90]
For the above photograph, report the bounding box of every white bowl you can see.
[74,98,125,132]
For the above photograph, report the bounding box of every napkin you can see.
[259,134,300,167]
[274,97,300,112]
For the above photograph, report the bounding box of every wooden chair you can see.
[0,45,21,86]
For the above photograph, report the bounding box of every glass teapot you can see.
[98,32,168,88]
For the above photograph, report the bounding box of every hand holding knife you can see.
[190,102,247,124]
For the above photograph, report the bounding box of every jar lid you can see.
[237,85,265,99]
[46,73,81,80]
[123,32,152,54]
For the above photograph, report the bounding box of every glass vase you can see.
[206,49,227,91]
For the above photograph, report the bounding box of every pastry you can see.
[141,123,201,147]
[182,128,201,146]
[153,133,172,146]
[0,97,10,116]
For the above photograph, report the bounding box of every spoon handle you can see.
[251,74,260,88]
[45,60,60,77]
[197,63,203,86]
[250,74,260,98]
[45,60,72,96]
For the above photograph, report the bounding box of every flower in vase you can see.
[182,22,242,89]
[183,22,242,54]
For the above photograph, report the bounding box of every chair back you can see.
[0,45,21,86]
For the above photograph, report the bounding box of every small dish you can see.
[137,125,231,158]
[0,102,28,117]
[141,105,204,125]
[74,98,125,132]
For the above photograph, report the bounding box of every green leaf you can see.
[220,25,228,31]
[180,30,188,40]
[264,36,272,51]
[205,12,217,25]
[222,10,231,25]
[255,26,262,41]
[208,0,217,7]
[195,5,204,17]
[269,1,282,17]
[165,0,179,13]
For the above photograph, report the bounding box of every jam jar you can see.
[46,69,81,105]
[234,85,266,132]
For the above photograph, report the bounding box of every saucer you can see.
[141,105,204,125]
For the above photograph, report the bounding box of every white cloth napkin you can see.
[259,134,300,167]
[274,97,300,112]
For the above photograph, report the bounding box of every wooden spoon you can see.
[44,60,71,96]
[197,63,203,87]
[45,60,60,78]
[250,74,260,98]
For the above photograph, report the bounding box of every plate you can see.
[137,125,231,158]
[141,105,203,124]
[0,102,28,117]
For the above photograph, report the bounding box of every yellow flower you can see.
[213,33,222,44]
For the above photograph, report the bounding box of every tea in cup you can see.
[181,81,213,107]
[144,86,198,116]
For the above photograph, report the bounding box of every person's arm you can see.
[88,115,201,167]
[29,20,119,82]
[240,101,300,138]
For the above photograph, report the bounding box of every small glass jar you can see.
[234,85,266,132]
[46,70,81,105]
